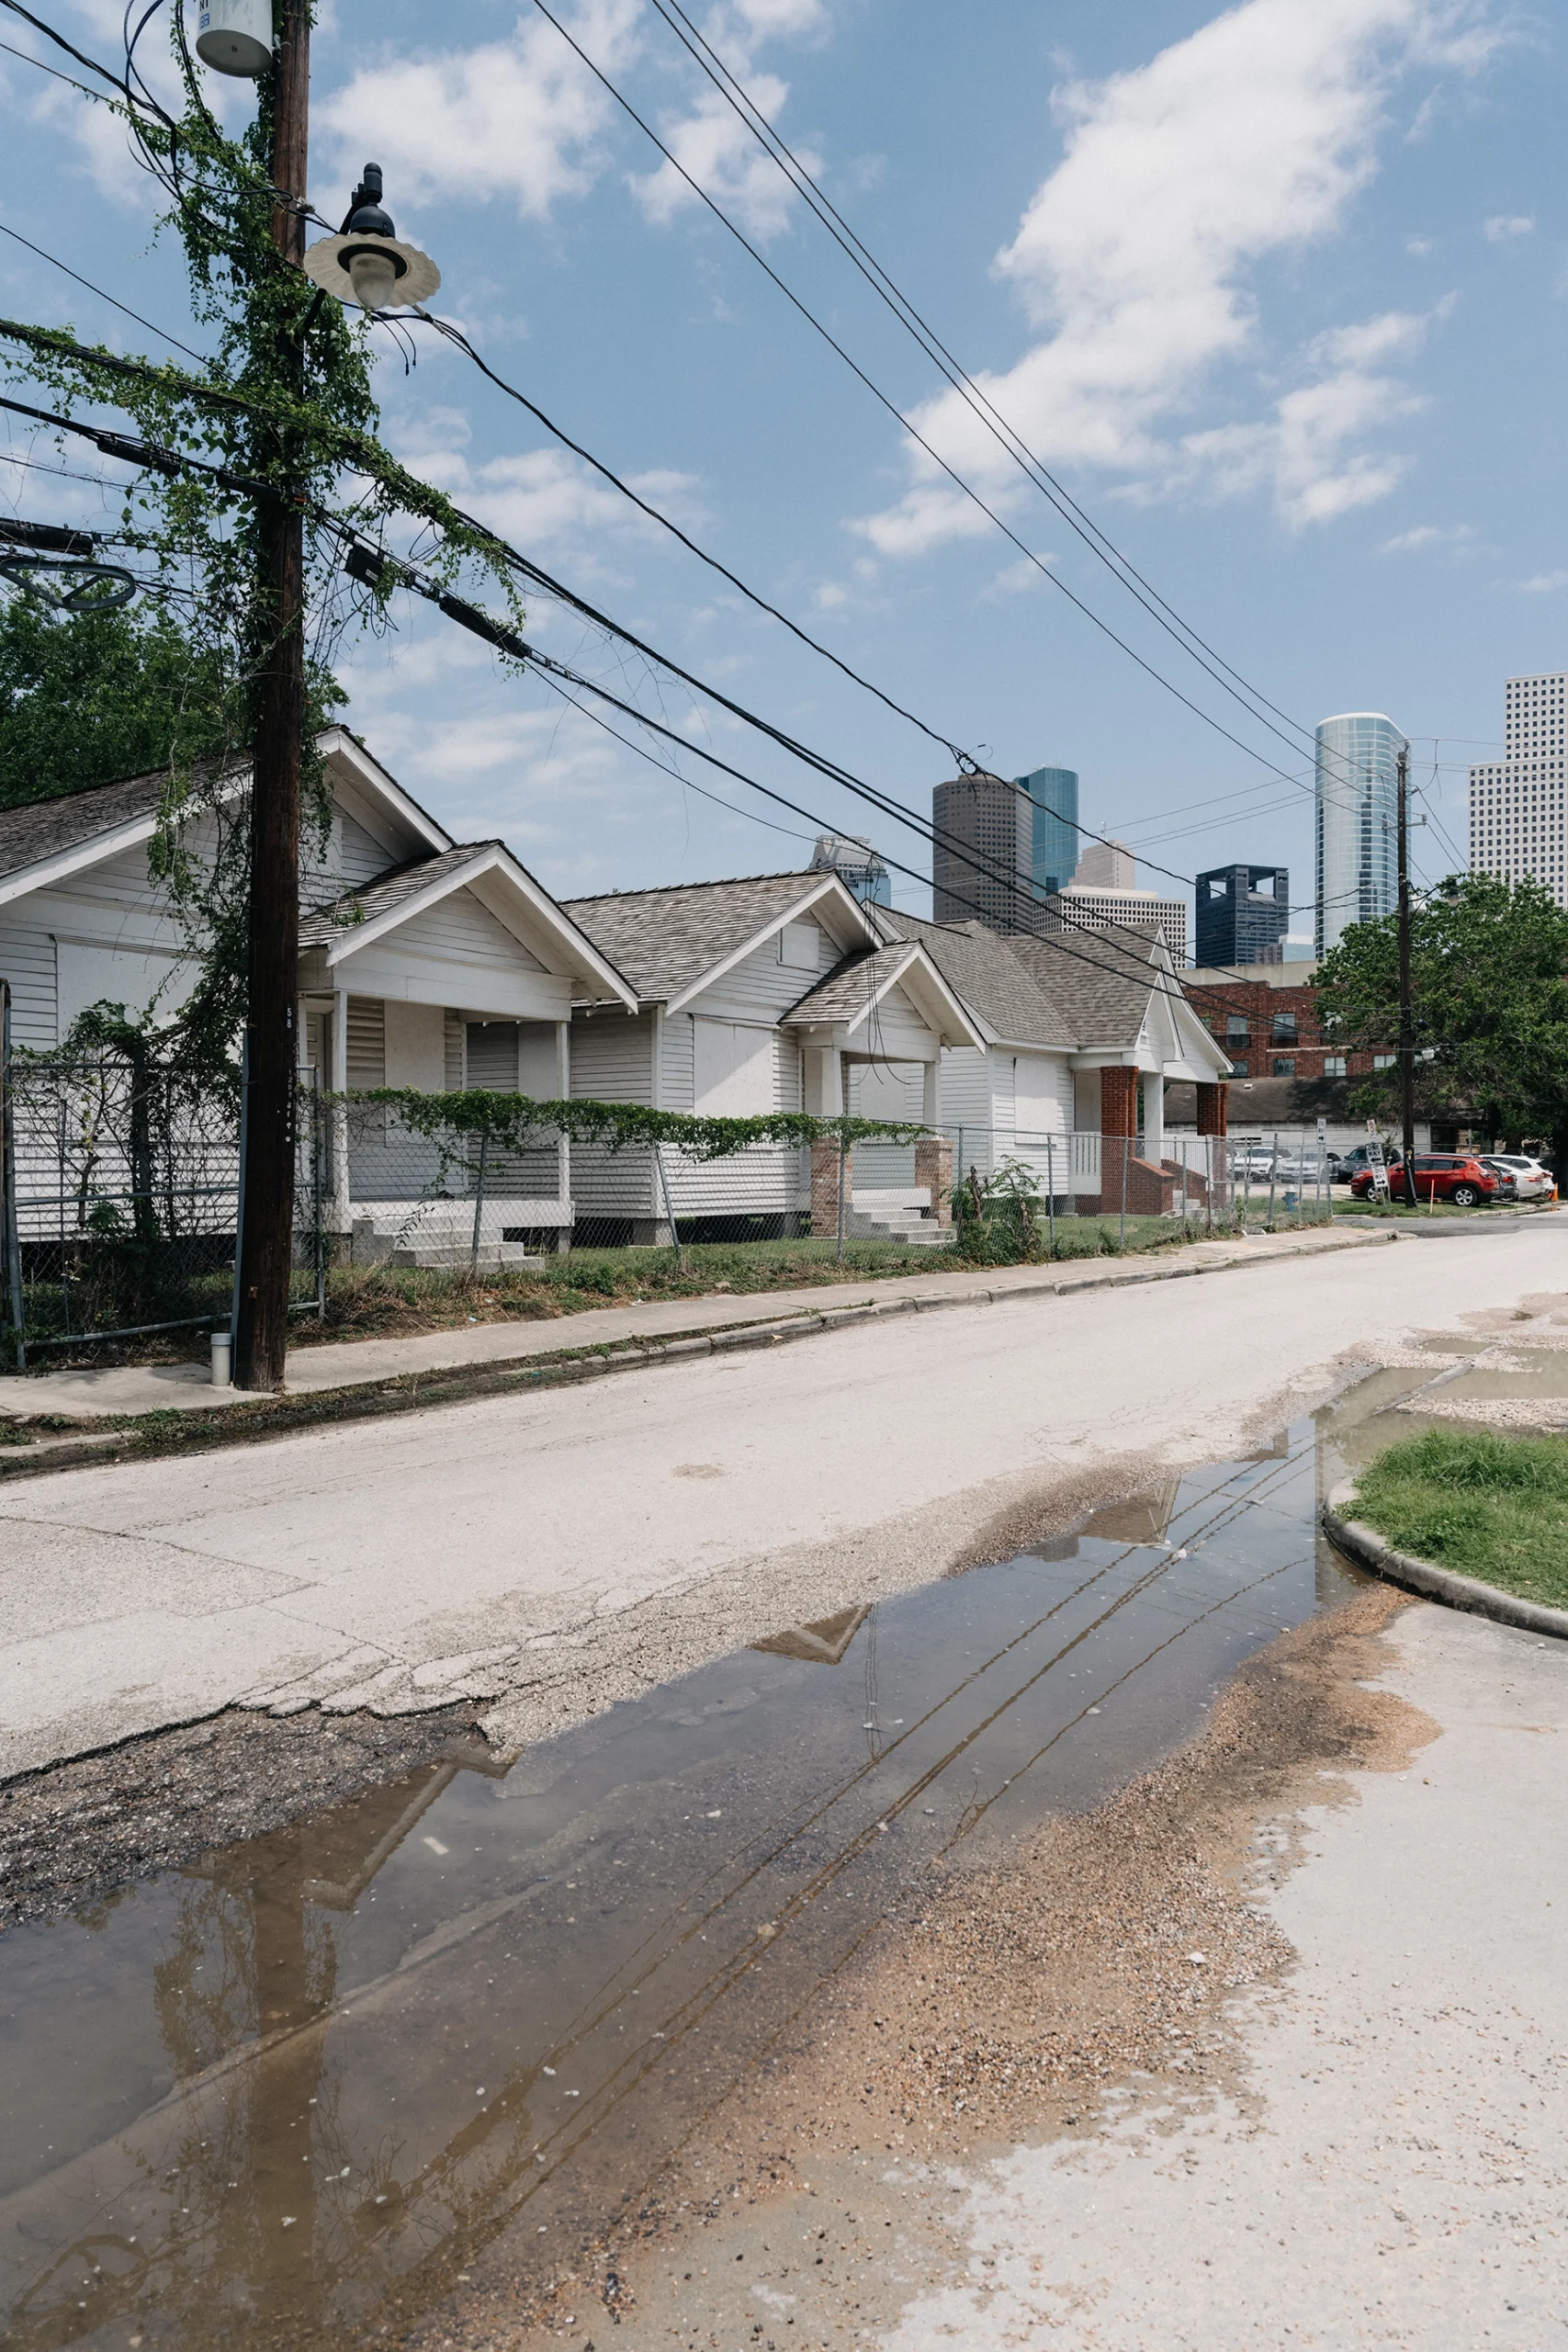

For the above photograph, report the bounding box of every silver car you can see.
[1481,1154,1556,1203]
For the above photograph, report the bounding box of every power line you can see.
[525,0,1375,813]
[641,0,1328,765]
[0,370,1279,1019]
[0,217,208,362]
[0,29,107,98]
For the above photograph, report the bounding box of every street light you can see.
[301,165,441,312]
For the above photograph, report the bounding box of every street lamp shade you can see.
[194,0,273,75]
[301,164,441,311]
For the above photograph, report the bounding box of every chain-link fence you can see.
[0,1014,325,1366]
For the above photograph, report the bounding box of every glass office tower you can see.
[1314,714,1406,956]
[1015,765,1080,898]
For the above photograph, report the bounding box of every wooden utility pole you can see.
[233,0,310,1391]
[1395,743,1418,1209]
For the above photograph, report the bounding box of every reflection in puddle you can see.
[1,1423,1361,2349]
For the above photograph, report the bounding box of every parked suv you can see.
[1350,1152,1498,1207]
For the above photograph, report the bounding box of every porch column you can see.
[1100,1065,1136,1137]
[914,1057,952,1227]
[1195,1081,1228,1137]
[555,1019,571,1251]
[807,1046,847,1238]
[1143,1073,1165,1166]
[330,987,351,1248]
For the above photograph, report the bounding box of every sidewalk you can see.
[0,1222,1404,1423]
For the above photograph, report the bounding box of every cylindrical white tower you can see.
[1314,712,1407,956]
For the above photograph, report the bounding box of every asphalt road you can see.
[2,1222,1564,1779]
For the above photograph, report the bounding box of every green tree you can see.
[0,594,230,809]
[1313,874,1568,1164]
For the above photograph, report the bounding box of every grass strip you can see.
[1350,1426,1568,1608]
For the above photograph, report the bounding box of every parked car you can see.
[1350,1152,1499,1207]
[1334,1142,1398,1186]
[1480,1153,1557,1204]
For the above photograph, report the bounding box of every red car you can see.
[1349,1153,1499,1207]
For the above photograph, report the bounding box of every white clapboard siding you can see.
[0,923,60,1048]
[345,996,386,1090]
[569,1010,657,1217]
[696,916,835,1022]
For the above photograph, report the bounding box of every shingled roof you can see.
[561,872,834,1002]
[780,943,920,1025]
[0,766,205,885]
[874,910,1074,1046]
[1004,922,1168,1049]
[298,842,495,947]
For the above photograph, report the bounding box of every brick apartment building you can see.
[1184,961,1383,1083]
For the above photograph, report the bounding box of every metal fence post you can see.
[1045,1132,1056,1256]
[1266,1133,1278,1231]
[1119,1132,1128,1249]
[1,984,24,1371]
[310,1068,326,1315]
[469,1125,490,1277]
[836,1130,848,1264]
[1180,1140,1190,1233]
[1205,1133,1214,1235]
[654,1143,687,1272]
[229,1030,250,1350]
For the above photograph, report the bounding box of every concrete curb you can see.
[1322,1485,1568,1641]
[0,1225,1398,1485]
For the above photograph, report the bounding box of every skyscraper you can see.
[809,833,892,907]
[1195,864,1289,966]
[1469,671,1567,904]
[1014,765,1080,897]
[1314,713,1406,956]
[931,772,1036,933]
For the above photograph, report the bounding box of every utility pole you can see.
[1395,742,1417,1209]
[233,0,310,1391]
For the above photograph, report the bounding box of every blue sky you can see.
[1,0,1562,938]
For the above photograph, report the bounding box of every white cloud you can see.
[1405,233,1436,254]
[317,0,642,220]
[389,405,704,558]
[1515,570,1568,594]
[856,0,1500,552]
[1483,213,1534,241]
[1378,521,1474,552]
[632,71,821,240]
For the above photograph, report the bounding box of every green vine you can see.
[0,6,536,1081]
[343,1090,931,1160]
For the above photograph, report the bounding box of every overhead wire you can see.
[523,0,1381,815]
[641,0,1328,763]
[0,372,1323,1023]
[0,216,208,361]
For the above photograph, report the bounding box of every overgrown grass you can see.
[1349,1426,1568,1606]
[299,1214,1247,1345]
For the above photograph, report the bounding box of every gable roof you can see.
[0,728,449,912]
[873,909,1073,1047]
[781,941,985,1050]
[299,842,493,948]
[301,840,637,1003]
[1003,922,1165,1050]
[561,871,864,1005]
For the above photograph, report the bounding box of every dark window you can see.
[1229,1057,1250,1077]
[1272,1057,1296,1076]
[1226,1014,1249,1042]
[1271,1012,1298,1045]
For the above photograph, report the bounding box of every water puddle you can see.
[1,1422,1363,2348]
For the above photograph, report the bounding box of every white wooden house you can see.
[872,909,1232,1204]
[0,730,635,1257]
[561,873,983,1240]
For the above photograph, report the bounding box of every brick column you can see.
[914,1136,953,1227]
[810,1141,849,1238]
[1195,1081,1228,1138]
[1100,1065,1137,1137]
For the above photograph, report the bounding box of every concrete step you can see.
[389,1242,547,1272]
[842,1212,949,1247]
